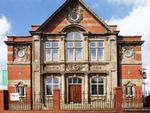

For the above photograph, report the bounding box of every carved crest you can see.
[67,64,83,71]
[68,6,83,23]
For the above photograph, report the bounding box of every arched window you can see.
[91,76,104,95]
[124,82,134,97]
[16,81,27,98]
[66,32,83,61]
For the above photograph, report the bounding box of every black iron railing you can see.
[0,92,150,111]
[122,92,150,109]
[7,94,53,110]
[60,93,114,110]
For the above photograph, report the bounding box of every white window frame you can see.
[66,32,83,61]
[90,75,105,96]
[45,76,60,96]
[16,86,26,98]
[125,86,134,97]
[90,41,104,61]
[45,41,59,62]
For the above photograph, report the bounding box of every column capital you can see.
[33,35,40,41]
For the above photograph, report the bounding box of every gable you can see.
[37,0,111,34]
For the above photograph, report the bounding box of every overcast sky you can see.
[0,0,150,91]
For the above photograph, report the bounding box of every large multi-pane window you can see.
[90,41,104,61]
[45,41,59,62]
[45,77,59,96]
[66,32,83,61]
[91,76,104,95]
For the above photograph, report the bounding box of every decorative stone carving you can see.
[14,46,28,62]
[122,46,134,58]
[45,65,60,71]
[67,64,84,71]
[68,7,83,23]
[90,65,104,71]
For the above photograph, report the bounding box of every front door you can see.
[68,77,82,103]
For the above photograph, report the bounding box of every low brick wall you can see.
[2,111,117,113]
[123,109,150,113]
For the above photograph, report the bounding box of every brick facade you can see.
[3,0,145,112]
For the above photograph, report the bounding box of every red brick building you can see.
[5,0,144,110]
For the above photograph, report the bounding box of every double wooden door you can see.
[68,77,82,103]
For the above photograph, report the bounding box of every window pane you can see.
[128,87,133,95]
[130,87,133,95]
[46,85,52,95]
[78,78,82,83]
[91,48,96,60]
[53,49,58,61]
[73,77,78,84]
[46,49,51,61]
[18,87,21,95]
[67,32,73,40]
[53,42,58,47]
[67,48,74,60]
[98,85,104,95]
[17,87,25,97]
[75,32,81,40]
[92,85,97,95]
[75,42,82,47]
[18,87,20,94]
[125,87,128,95]
[68,78,72,84]
[98,48,104,60]
[46,78,52,84]
[98,42,104,47]
[90,42,96,47]
[20,87,24,96]
[53,78,58,84]
[45,42,52,48]
[98,78,103,83]
[67,42,73,47]
[76,49,82,60]
[92,78,97,83]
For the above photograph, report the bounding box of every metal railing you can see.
[7,94,53,110]
[122,92,150,109]
[60,93,114,110]
[1,92,149,111]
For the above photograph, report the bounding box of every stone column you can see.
[110,36,118,92]
[84,74,88,103]
[83,36,88,61]
[32,35,41,108]
[60,36,65,62]
[61,74,65,102]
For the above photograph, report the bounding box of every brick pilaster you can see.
[0,91,4,111]
[114,87,123,113]
[53,88,60,113]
